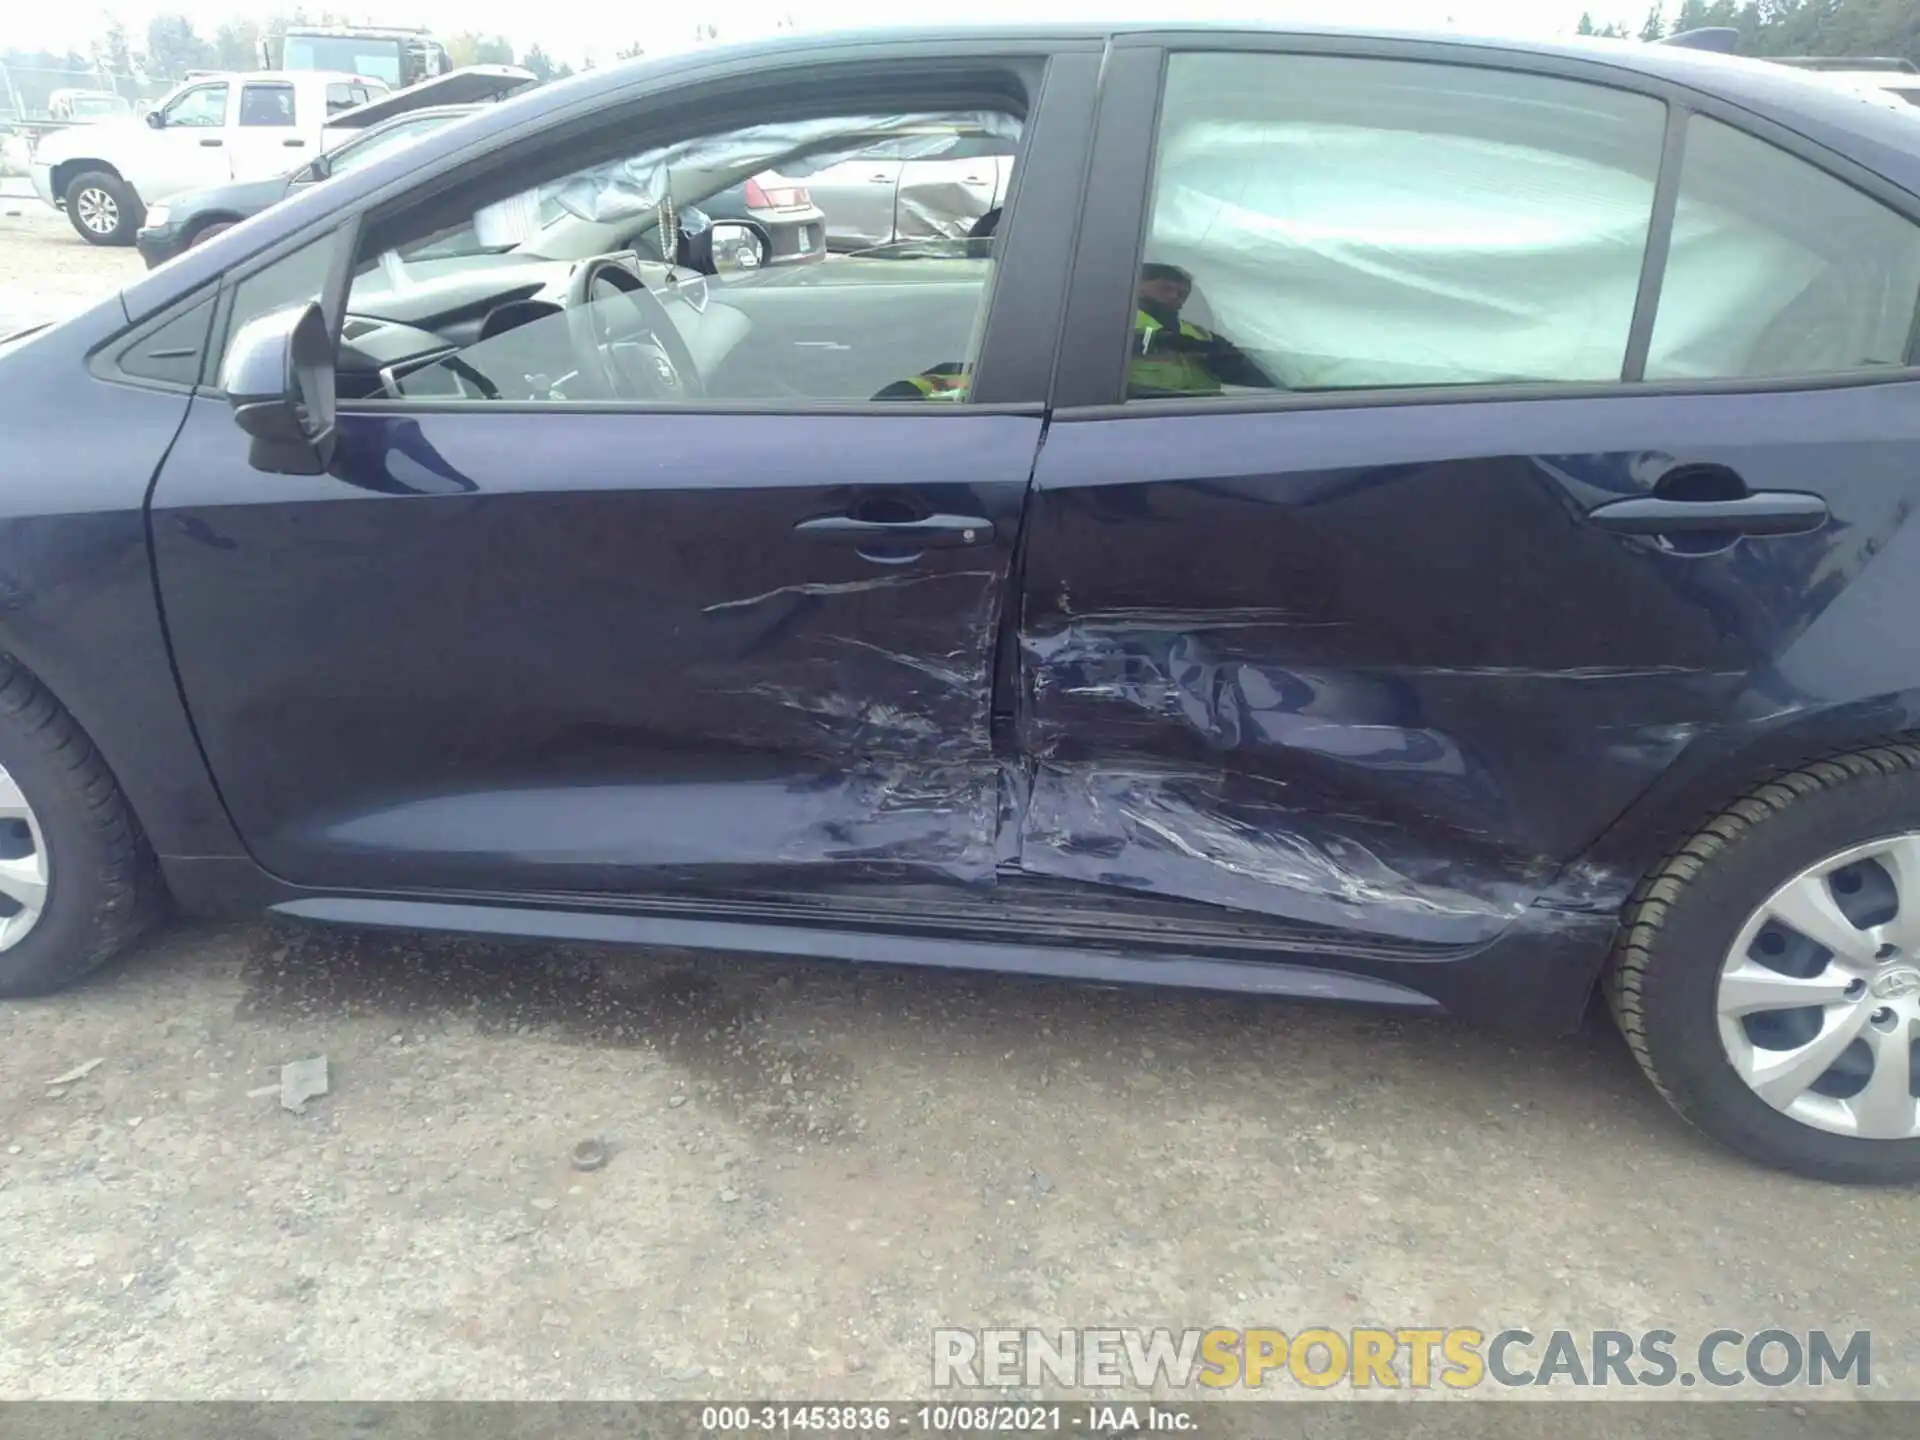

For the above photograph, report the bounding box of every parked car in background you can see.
[699,171,826,267]
[30,66,531,247]
[9,27,1920,1185]
[804,133,1015,250]
[46,90,134,123]
[31,70,391,246]
[136,104,482,267]
[0,123,30,178]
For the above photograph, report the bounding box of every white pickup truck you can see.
[31,69,391,246]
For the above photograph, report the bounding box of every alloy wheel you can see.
[0,764,48,951]
[75,187,119,236]
[1718,834,1920,1139]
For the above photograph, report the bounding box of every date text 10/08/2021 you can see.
[700,1407,1190,1433]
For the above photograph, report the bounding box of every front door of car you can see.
[1017,42,1920,948]
[143,80,234,199]
[148,47,1098,899]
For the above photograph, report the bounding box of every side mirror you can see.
[705,221,771,275]
[220,302,337,476]
[144,109,165,129]
[295,155,327,185]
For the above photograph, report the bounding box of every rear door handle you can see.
[1587,492,1829,537]
[282,137,306,147]
[868,173,893,184]
[794,513,994,548]
[198,138,223,147]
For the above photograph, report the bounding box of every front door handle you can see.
[795,513,993,548]
[198,137,223,147]
[282,137,306,147]
[1588,492,1829,537]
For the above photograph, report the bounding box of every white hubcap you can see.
[76,188,118,234]
[0,765,48,950]
[1719,835,1920,1139]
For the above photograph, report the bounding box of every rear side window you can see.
[117,297,215,389]
[1647,116,1920,379]
[239,83,296,128]
[326,83,377,115]
[1131,53,1667,396]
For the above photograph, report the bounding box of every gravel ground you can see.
[0,198,142,335]
[0,204,1916,1406]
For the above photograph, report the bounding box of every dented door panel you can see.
[1015,388,1918,944]
[152,406,1037,893]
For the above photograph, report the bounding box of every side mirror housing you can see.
[220,302,337,476]
[687,220,772,276]
[304,153,331,183]
[145,109,165,129]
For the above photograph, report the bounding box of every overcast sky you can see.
[14,0,1658,69]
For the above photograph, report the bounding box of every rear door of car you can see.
[227,79,312,180]
[1015,35,1920,949]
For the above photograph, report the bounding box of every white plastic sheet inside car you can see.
[1143,55,1669,391]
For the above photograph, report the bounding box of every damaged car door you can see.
[1016,43,1920,947]
[145,46,1098,897]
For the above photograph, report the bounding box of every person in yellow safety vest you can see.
[874,360,970,402]
[875,263,1272,401]
[1129,262,1273,397]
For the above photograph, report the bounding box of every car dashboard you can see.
[335,252,735,403]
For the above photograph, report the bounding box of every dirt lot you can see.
[0,202,1916,1405]
[0,197,143,335]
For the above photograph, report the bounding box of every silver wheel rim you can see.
[75,187,118,235]
[1718,835,1920,1140]
[0,765,48,950]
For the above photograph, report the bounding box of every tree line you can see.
[18,0,1912,90]
[0,10,791,88]
[1581,0,1919,60]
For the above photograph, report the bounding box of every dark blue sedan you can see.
[5,23,1920,1181]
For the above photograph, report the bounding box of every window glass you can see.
[219,230,347,380]
[342,106,1021,406]
[162,84,228,129]
[118,297,214,389]
[285,35,404,89]
[329,115,453,177]
[1647,116,1920,380]
[326,83,379,116]
[239,84,296,128]
[1132,54,1667,397]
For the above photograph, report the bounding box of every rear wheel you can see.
[0,658,163,995]
[1608,745,1920,1182]
[63,170,142,246]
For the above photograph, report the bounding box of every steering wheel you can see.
[564,256,703,401]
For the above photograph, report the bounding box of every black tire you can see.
[0,656,164,996]
[1606,743,1920,1183]
[63,170,143,247]
[186,219,235,250]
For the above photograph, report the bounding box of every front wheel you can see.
[1608,744,1920,1182]
[0,659,163,995]
[63,170,143,246]
[186,219,235,250]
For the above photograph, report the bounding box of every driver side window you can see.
[335,89,1025,408]
[163,83,229,129]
